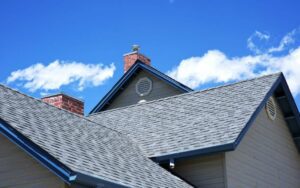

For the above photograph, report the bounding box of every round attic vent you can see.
[266,97,277,121]
[136,77,152,96]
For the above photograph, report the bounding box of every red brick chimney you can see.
[42,93,84,116]
[123,45,151,73]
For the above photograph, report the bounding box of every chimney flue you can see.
[123,45,151,73]
[41,93,84,116]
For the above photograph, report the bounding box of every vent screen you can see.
[266,97,277,120]
[136,77,152,96]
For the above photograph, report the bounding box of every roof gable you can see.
[89,61,193,113]
[88,73,300,162]
[233,73,300,154]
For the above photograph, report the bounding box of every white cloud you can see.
[168,46,300,96]
[268,29,297,53]
[168,50,261,88]
[247,29,299,54]
[247,31,270,54]
[7,60,116,92]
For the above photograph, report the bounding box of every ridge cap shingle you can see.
[89,72,282,117]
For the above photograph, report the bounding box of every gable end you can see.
[234,74,300,152]
[89,61,193,113]
[153,73,300,163]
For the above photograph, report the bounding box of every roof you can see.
[0,85,191,187]
[89,60,193,113]
[88,73,300,161]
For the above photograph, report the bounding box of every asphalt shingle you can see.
[0,85,191,188]
[88,73,281,158]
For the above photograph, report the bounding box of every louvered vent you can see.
[136,77,152,96]
[266,97,277,120]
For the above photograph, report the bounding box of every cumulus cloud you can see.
[168,50,263,88]
[168,29,300,96]
[7,60,116,92]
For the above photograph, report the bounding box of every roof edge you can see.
[233,73,300,152]
[73,172,128,188]
[233,73,284,148]
[0,118,76,184]
[152,143,234,162]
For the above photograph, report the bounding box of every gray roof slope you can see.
[88,73,281,158]
[0,85,191,188]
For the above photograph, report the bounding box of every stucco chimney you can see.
[123,45,151,73]
[42,93,84,116]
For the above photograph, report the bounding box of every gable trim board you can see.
[0,118,126,188]
[275,75,300,148]
[153,73,300,163]
[89,61,193,114]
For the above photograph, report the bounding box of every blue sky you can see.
[1,0,300,114]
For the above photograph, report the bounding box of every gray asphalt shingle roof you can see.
[88,73,281,158]
[0,85,191,188]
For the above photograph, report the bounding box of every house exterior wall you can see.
[225,98,300,187]
[106,70,183,110]
[173,154,226,188]
[0,134,65,188]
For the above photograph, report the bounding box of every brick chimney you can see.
[42,93,84,116]
[123,45,151,73]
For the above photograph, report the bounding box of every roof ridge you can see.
[88,72,282,117]
[0,84,86,118]
[0,84,129,137]
[0,84,151,154]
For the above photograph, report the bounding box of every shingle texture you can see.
[0,85,191,188]
[88,73,281,158]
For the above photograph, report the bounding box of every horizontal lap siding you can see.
[0,134,64,188]
[173,154,226,188]
[225,99,300,188]
[107,71,183,110]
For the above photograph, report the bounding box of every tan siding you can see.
[173,154,226,188]
[225,98,300,188]
[107,71,183,110]
[0,134,65,188]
